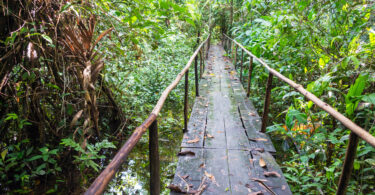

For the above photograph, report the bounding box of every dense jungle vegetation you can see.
[0,0,374,194]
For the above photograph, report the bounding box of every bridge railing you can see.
[223,33,375,194]
[85,35,211,195]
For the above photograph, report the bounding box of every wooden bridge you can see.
[169,45,291,194]
[84,34,375,195]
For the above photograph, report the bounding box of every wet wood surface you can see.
[171,45,291,195]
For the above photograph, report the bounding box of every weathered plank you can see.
[227,149,252,194]
[250,151,292,195]
[181,96,208,148]
[202,148,230,194]
[170,148,204,194]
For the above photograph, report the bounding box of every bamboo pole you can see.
[85,36,210,195]
[223,34,375,148]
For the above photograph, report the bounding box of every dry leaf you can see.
[248,191,263,195]
[167,184,184,192]
[207,134,214,138]
[259,157,267,168]
[204,171,218,185]
[254,148,265,153]
[181,175,189,179]
[178,151,195,156]
[199,163,205,168]
[282,185,286,190]
[187,137,200,144]
[248,112,256,116]
[249,138,268,142]
[264,171,281,178]
[217,131,224,133]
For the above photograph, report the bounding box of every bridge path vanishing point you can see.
[170,45,292,194]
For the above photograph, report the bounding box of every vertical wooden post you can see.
[206,34,211,59]
[195,31,200,97]
[240,49,244,82]
[184,70,189,133]
[261,72,273,133]
[200,50,203,79]
[149,120,160,195]
[233,45,238,69]
[246,57,253,97]
[194,55,199,97]
[336,132,359,195]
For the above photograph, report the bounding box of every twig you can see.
[177,174,190,193]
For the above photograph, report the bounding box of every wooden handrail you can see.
[223,34,375,148]
[85,35,210,195]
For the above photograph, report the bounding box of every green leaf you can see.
[41,34,53,44]
[1,149,8,160]
[5,113,18,121]
[362,93,375,105]
[365,159,375,166]
[345,73,369,116]
[28,155,42,161]
[353,161,360,170]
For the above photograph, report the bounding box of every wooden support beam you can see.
[336,132,359,195]
[195,31,200,97]
[184,70,189,133]
[195,55,199,97]
[261,72,273,133]
[233,45,238,69]
[240,49,244,82]
[200,50,203,79]
[149,120,160,195]
[246,57,253,97]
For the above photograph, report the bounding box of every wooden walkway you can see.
[170,45,292,194]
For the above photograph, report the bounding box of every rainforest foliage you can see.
[0,0,374,194]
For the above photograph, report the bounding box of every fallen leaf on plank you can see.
[253,148,265,153]
[187,137,200,143]
[248,191,263,195]
[199,163,205,168]
[259,157,267,168]
[178,151,195,156]
[181,175,189,179]
[204,171,218,186]
[251,178,268,182]
[207,134,214,138]
[248,112,256,116]
[249,138,268,142]
[264,171,281,178]
[167,184,184,192]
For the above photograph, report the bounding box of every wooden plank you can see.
[181,96,208,148]
[171,148,204,192]
[204,76,226,149]
[202,148,231,194]
[227,149,253,194]
[250,151,292,195]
